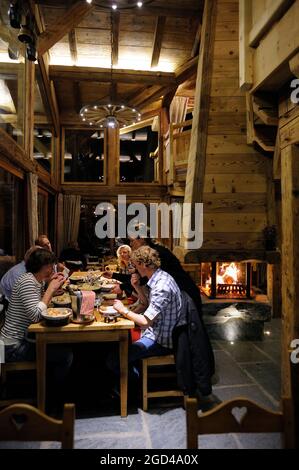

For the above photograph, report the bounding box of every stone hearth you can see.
[201,297,272,341]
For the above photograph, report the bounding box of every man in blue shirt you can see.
[0,246,40,301]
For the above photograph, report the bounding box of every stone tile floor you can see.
[0,319,283,449]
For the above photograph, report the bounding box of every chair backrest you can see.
[186,397,288,449]
[0,403,75,449]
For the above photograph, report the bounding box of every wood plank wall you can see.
[201,0,268,251]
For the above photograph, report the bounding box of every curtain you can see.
[26,172,38,247]
[62,195,81,250]
[56,193,64,257]
[170,96,189,131]
[164,97,189,172]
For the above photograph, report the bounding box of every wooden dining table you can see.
[29,311,134,417]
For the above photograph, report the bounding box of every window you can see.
[119,118,159,183]
[0,167,25,260]
[63,129,105,183]
[0,0,25,147]
[33,127,53,173]
[34,71,54,173]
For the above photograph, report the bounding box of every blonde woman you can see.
[116,244,133,274]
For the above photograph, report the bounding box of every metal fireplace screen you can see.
[200,262,252,299]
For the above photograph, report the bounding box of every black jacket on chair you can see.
[172,291,215,397]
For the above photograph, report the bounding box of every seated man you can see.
[59,241,87,270]
[0,246,40,301]
[108,245,182,379]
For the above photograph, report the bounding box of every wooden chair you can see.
[0,361,37,408]
[186,397,294,449]
[142,355,184,411]
[0,403,75,449]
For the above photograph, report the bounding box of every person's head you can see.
[24,245,42,262]
[131,246,161,277]
[35,234,52,252]
[67,241,79,250]
[128,223,152,251]
[116,245,131,264]
[25,248,57,281]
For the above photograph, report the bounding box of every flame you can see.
[217,262,240,285]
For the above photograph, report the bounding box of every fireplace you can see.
[200,261,253,299]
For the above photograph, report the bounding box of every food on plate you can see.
[102,293,117,300]
[52,293,71,304]
[44,308,72,318]
[77,282,102,291]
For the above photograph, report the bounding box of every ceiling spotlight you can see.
[18,23,34,44]
[112,4,117,9]
[26,41,37,62]
[105,115,118,128]
[86,0,93,3]
[8,43,19,60]
[137,2,143,7]
[8,1,21,29]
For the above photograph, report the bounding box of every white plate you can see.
[42,308,73,320]
[100,306,117,314]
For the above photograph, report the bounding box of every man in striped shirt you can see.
[0,249,73,383]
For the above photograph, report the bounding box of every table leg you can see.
[36,336,46,412]
[119,331,129,418]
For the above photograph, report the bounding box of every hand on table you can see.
[113,299,126,315]
[112,284,123,295]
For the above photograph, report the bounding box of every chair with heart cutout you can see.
[0,403,75,449]
[186,397,294,449]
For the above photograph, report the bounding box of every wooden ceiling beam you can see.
[38,1,94,55]
[151,16,166,68]
[68,29,78,65]
[111,11,120,67]
[162,87,178,109]
[138,85,175,111]
[49,65,176,86]
[175,56,199,85]
[191,22,202,58]
[120,85,149,105]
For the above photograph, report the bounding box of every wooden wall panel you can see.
[199,0,268,252]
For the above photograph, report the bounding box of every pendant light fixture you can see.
[80,11,141,129]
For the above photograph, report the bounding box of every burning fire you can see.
[205,262,241,290]
[217,262,240,285]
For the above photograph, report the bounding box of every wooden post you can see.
[239,0,253,91]
[281,144,299,447]
[179,0,217,250]
[211,261,217,299]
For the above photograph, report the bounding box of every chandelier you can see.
[80,103,141,128]
[85,1,154,10]
[79,10,142,128]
